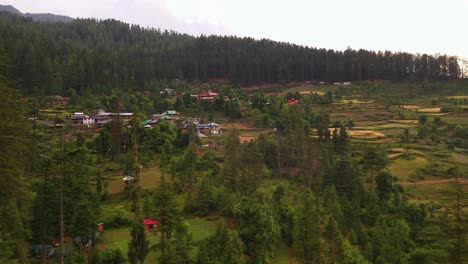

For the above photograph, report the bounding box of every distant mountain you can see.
[24,13,74,23]
[0,4,73,22]
[0,4,21,14]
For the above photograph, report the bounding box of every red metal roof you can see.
[143,218,160,225]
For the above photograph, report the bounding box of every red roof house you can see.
[143,218,160,231]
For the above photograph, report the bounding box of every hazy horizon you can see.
[3,0,468,58]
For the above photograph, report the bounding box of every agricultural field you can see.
[298,82,468,203]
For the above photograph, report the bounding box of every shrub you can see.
[98,205,132,228]
[91,248,126,264]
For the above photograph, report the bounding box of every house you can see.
[160,88,176,96]
[288,98,299,105]
[91,109,112,124]
[198,91,220,100]
[152,114,174,122]
[333,82,342,86]
[109,112,133,122]
[186,117,200,125]
[343,81,351,86]
[196,122,220,134]
[90,110,133,124]
[164,110,179,116]
[70,112,87,123]
[143,218,160,231]
[70,112,96,125]
[82,116,95,125]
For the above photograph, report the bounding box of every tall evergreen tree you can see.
[197,225,243,264]
[294,190,322,264]
[0,49,30,263]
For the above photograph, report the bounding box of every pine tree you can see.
[127,119,149,264]
[223,129,242,191]
[0,48,30,263]
[294,190,321,264]
[154,178,188,264]
[197,225,243,264]
[127,216,149,264]
[234,191,280,264]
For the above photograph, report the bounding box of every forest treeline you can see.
[0,12,461,96]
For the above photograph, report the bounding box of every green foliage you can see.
[293,190,321,264]
[371,217,414,264]
[91,248,126,264]
[153,178,191,264]
[0,58,30,262]
[197,225,244,264]
[0,11,460,96]
[376,169,394,205]
[222,129,242,191]
[234,191,280,264]
[98,205,132,228]
[184,178,216,217]
[127,216,149,264]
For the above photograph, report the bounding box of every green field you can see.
[106,167,163,194]
[388,156,428,181]
[96,218,225,261]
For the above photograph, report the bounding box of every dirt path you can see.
[400,178,468,185]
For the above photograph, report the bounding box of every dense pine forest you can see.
[0,11,461,96]
[0,9,467,264]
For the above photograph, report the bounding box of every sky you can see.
[3,0,468,58]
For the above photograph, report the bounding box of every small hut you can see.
[143,218,160,231]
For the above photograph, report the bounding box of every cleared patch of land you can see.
[107,167,162,194]
[391,148,425,155]
[453,153,468,163]
[239,136,256,143]
[389,119,419,124]
[417,107,441,113]
[402,105,421,110]
[340,99,374,104]
[347,129,385,139]
[388,157,428,181]
[404,180,468,203]
[446,95,468,99]
[96,218,224,260]
[270,242,296,264]
[442,113,468,124]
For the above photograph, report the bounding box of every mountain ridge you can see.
[0,4,73,22]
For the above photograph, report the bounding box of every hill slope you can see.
[0,4,73,22]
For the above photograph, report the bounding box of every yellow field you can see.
[347,129,385,139]
[417,107,441,113]
[446,95,468,99]
[402,105,421,110]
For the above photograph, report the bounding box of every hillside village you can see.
[0,7,467,264]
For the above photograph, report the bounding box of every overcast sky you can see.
[3,0,468,58]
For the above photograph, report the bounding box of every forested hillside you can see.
[0,12,460,96]
[0,8,467,264]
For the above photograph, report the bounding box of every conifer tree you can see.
[294,190,321,264]
[223,129,242,191]
[197,225,243,264]
[127,118,149,264]
[0,48,29,263]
